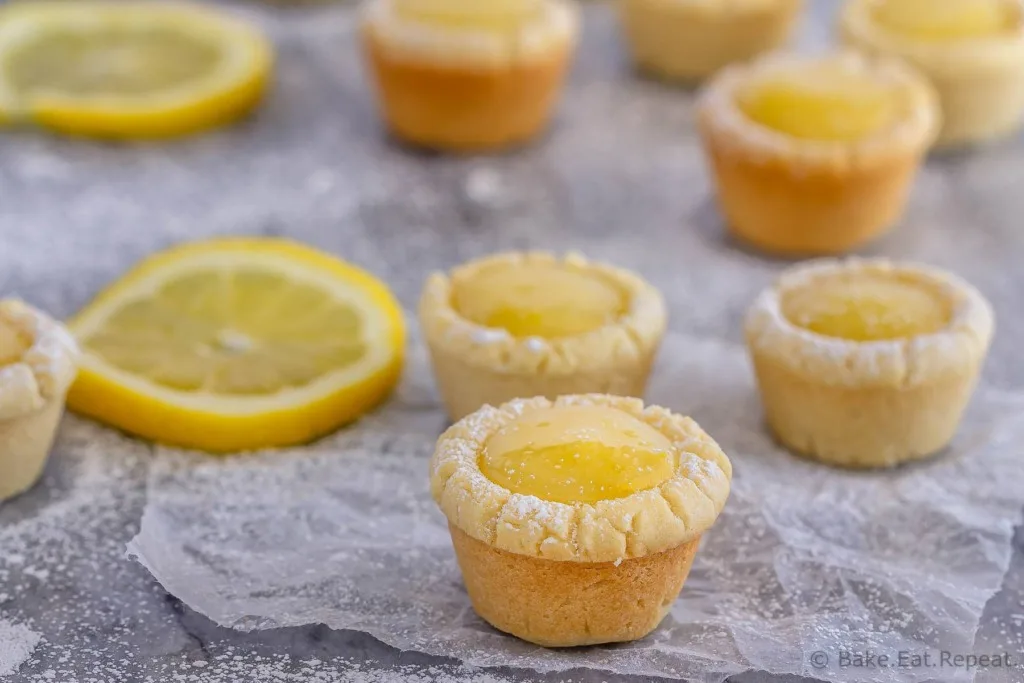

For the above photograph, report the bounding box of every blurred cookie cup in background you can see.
[360,0,579,151]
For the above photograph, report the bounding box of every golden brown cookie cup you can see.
[360,0,578,152]
[696,51,940,256]
[839,0,1024,148]
[430,394,733,646]
[618,0,803,83]
[451,525,701,647]
[418,251,667,421]
[0,299,79,501]
[744,259,995,468]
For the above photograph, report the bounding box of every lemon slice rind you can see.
[67,238,406,452]
[0,2,273,137]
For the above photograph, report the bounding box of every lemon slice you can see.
[0,2,273,138]
[67,238,406,453]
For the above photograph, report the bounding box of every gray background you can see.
[0,0,1021,681]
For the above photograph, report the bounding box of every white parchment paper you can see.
[127,333,1024,683]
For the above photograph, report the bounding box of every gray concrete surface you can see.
[0,1,1021,681]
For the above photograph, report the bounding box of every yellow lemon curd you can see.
[873,0,1019,42]
[453,262,628,338]
[392,0,543,30]
[782,274,951,342]
[736,63,901,141]
[480,405,677,504]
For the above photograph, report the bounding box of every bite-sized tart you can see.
[697,50,940,256]
[840,0,1024,147]
[744,259,995,468]
[0,299,79,501]
[617,0,804,83]
[430,394,732,646]
[359,0,579,151]
[418,251,667,421]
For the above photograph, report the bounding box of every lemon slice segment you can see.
[0,2,273,139]
[67,238,406,453]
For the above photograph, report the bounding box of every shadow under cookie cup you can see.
[429,394,732,647]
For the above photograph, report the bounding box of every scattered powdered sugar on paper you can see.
[0,618,42,677]
[127,334,1024,683]
[0,418,161,683]
[141,649,542,683]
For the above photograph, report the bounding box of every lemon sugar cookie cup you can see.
[0,299,79,501]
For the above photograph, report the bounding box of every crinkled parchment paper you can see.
[128,332,1024,683]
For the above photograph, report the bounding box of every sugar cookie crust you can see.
[697,50,940,171]
[419,251,667,377]
[430,394,732,564]
[0,299,79,421]
[360,0,578,68]
[744,258,995,389]
[840,0,1024,80]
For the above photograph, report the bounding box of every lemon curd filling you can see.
[453,263,628,338]
[736,64,901,141]
[873,0,1019,42]
[782,274,951,341]
[480,405,677,505]
[392,0,543,31]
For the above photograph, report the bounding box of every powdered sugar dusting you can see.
[0,1,1020,680]
[524,337,547,353]
[0,418,151,682]
[0,618,42,677]
[469,327,510,345]
[0,300,78,407]
[147,654,528,683]
[126,333,1024,683]
[505,493,552,521]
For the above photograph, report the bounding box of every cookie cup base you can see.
[929,71,1024,148]
[750,354,982,468]
[362,32,571,152]
[449,524,700,647]
[703,138,922,256]
[0,399,65,501]
[426,343,657,422]
[618,0,802,82]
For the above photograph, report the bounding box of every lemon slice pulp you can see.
[0,2,273,138]
[68,238,406,452]
[737,63,900,141]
